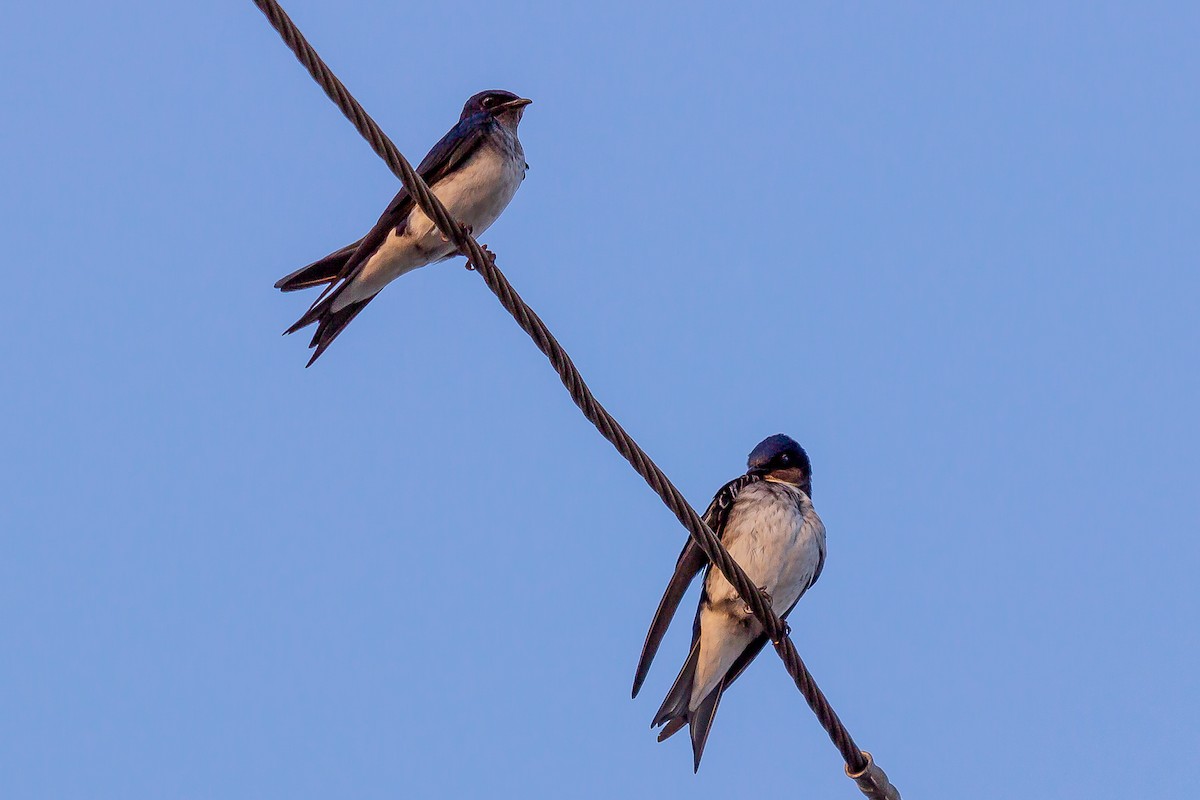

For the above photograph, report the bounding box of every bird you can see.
[274,89,533,366]
[632,434,826,771]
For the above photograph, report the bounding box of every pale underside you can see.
[690,479,826,709]
[333,141,525,311]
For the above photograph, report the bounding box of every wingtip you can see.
[632,654,652,701]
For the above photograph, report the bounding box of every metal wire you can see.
[249,2,899,796]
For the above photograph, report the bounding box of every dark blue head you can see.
[460,90,532,126]
[746,434,813,494]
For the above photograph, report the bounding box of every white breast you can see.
[405,142,526,251]
[708,482,824,614]
[337,136,526,307]
[689,481,825,709]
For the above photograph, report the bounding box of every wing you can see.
[632,538,705,699]
[631,473,763,698]
[324,112,494,290]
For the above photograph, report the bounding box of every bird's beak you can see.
[747,466,768,477]
[499,97,533,110]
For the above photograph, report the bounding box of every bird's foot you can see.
[454,223,495,271]
[441,223,473,244]
[742,586,773,616]
[464,244,496,272]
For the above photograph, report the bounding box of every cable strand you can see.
[249,2,897,796]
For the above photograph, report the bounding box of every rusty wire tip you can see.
[845,752,901,800]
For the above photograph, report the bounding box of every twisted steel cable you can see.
[249,2,899,797]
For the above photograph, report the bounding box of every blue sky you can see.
[2,2,1197,797]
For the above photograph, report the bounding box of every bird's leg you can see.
[455,223,495,271]
[754,586,793,643]
[441,223,470,244]
[742,586,774,616]
[740,588,790,641]
[465,245,496,271]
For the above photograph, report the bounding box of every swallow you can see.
[632,434,827,771]
[275,89,532,365]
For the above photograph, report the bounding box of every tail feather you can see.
[277,240,377,366]
[688,682,724,772]
[653,640,699,730]
[274,239,363,293]
[651,639,727,771]
[295,294,375,367]
[657,716,687,742]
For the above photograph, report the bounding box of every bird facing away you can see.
[632,434,826,771]
[275,89,532,366]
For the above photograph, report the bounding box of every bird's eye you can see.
[483,96,499,108]
[779,454,790,464]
